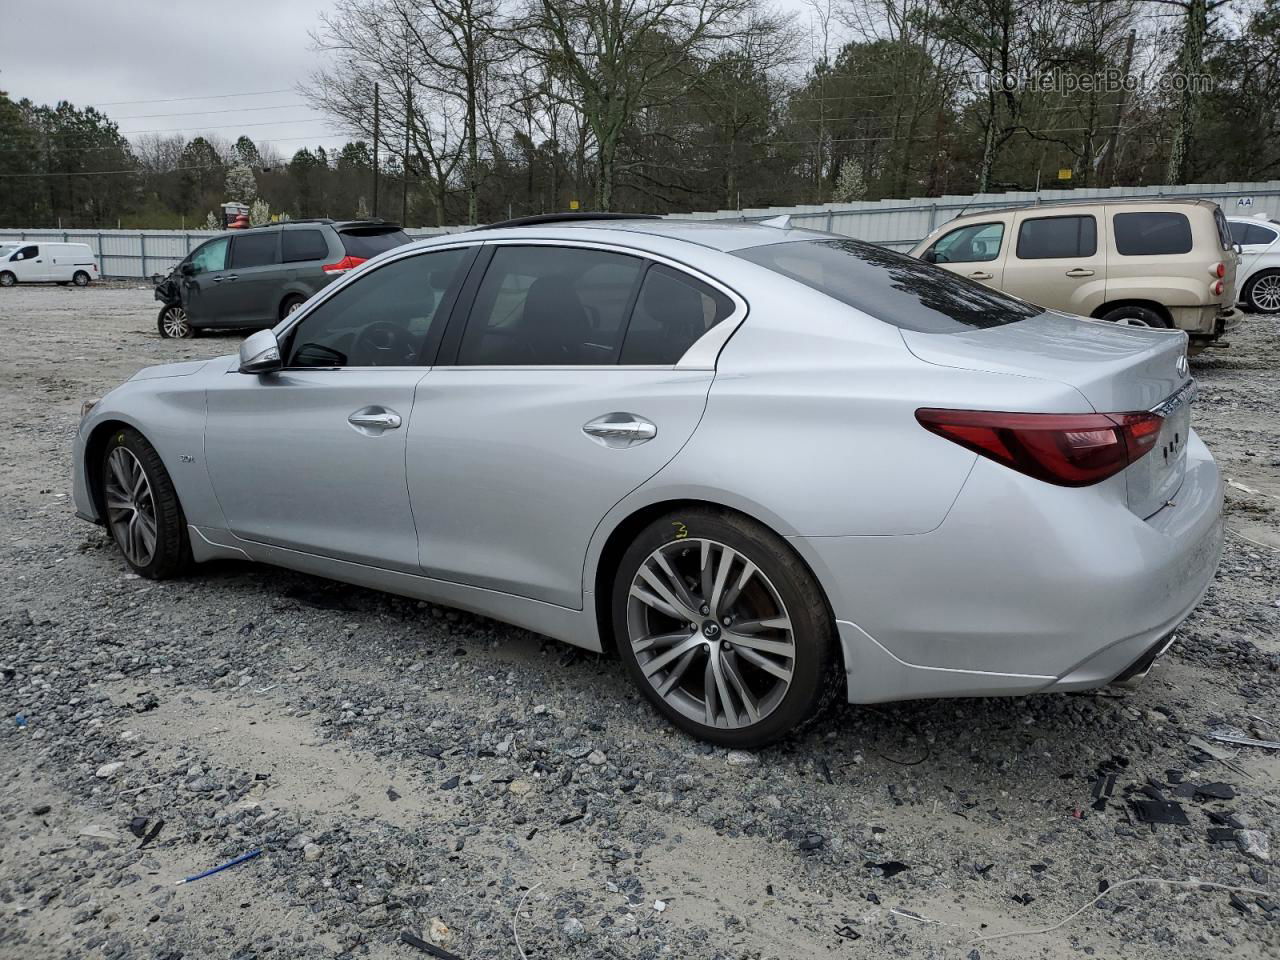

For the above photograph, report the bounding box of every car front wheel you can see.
[100,427,191,579]
[157,305,193,339]
[1244,270,1280,314]
[0,271,15,287]
[613,507,842,748]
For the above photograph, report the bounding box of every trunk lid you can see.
[902,311,1193,519]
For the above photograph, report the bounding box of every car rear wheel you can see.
[1099,305,1169,328]
[73,270,91,287]
[1244,270,1280,314]
[100,427,191,579]
[0,271,15,287]
[613,507,842,748]
[280,295,306,319]
[157,305,193,339]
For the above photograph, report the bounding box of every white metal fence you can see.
[5,179,1279,278]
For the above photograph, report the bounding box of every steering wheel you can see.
[353,321,415,366]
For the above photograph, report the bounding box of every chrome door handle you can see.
[1065,268,1095,277]
[969,271,993,280]
[211,275,224,282]
[226,274,239,281]
[348,409,402,432]
[583,414,657,447]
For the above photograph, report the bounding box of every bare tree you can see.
[513,0,764,210]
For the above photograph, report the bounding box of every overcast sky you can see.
[1,0,819,160]
[0,0,347,157]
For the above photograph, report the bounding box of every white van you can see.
[0,242,100,287]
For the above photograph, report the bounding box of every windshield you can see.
[734,238,1040,333]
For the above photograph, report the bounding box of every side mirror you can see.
[239,329,282,374]
[921,249,938,263]
[179,262,195,276]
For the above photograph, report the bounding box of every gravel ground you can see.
[1,284,1278,960]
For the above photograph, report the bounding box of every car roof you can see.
[942,196,1219,226]
[404,217,838,254]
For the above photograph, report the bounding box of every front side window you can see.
[1016,216,1097,259]
[13,245,38,261]
[189,237,229,275]
[457,246,644,365]
[620,265,734,364]
[735,239,1039,334]
[1112,212,1193,256]
[927,222,1005,264]
[230,232,279,268]
[285,247,473,367]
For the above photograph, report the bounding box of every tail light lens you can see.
[1210,262,1226,278]
[916,408,1163,487]
[322,255,367,274]
[1211,279,1225,296]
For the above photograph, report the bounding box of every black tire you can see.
[73,270,90,287]
[157,304,193,339]
[100,427,191,579]
[0,271,15,287]
[612,506,842,748]
[1243,269,1280,314]
[279,295,306,320]
[1099,305,1170,328]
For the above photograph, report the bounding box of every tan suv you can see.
[910,199,1240,348]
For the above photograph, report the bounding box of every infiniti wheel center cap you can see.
[701,621,721,640]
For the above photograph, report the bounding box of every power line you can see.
[91,88,295,107]
[112,102,311,120]
[117,118,333,136]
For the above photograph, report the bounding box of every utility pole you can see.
[1099,30,1135,188]
[402,76,411,227]
[372,82,380,218]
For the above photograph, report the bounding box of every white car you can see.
[1227,214,1280,313]
[0,241,100,287]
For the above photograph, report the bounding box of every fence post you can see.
[139,234,147,279]
[826,210,835,232]
[97,232,104,277]
[927,201,938,232]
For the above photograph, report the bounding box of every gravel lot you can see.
[2,284,1278,960]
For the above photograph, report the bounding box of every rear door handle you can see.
[1065,268,1095,277]
[969,271,993,280]
[583,413,657,447]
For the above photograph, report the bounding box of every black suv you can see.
[155,219,412,338]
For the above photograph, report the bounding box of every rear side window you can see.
[620,265,734,364]
[1241,223,1279,245]
[735,239,1039,334]
[1016,216,1097,259]
[230,232,279,268]
[282,229,330,263]
[340,228,412,259]
[1112,212,1193,256]
[458,246,644,365]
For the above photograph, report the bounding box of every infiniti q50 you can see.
[73,215,1224,747]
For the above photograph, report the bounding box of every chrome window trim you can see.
[462,236,748,371]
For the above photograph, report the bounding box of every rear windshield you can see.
[734,238,1039,333]
[339,227,412,259]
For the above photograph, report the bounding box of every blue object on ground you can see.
[175,848,263,886]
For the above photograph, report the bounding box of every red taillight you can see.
[915,408,1163,487]
[1211,279,1225,296]
[322,255,367,274]
[1210,262,1226,278]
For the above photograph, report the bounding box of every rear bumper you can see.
[794,431,1224,703]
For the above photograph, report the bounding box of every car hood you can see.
[128,359,211,381]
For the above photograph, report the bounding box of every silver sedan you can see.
[72,216,1224,747]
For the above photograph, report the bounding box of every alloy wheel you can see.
[162,306,190,338]
[104,446,158,567]
[1111,315,1152,327]
[0,273,13,287]
[627,538,796,730]
[1251,275,1280,313]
